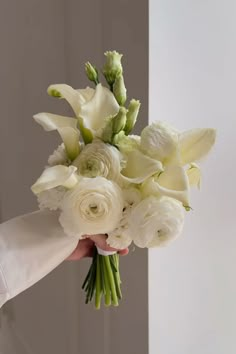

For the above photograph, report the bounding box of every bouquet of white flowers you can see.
[31,51,216,309]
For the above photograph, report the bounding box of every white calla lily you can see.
[121,149,163,184]
[47,84,84,117]
[79,83,119,134]
[141,166,190,206]
[33,113,80,161]
[179,128,216,165]
[31,165,78,195]
[187,163,201,188]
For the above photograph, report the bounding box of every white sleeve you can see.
[0,210,78,309]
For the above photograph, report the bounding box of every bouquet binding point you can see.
[31,50,216,309]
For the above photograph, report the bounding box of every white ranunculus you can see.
[123,187,142,208]
[140,121,179,164]
[59,177,124,238]
[107,187,141,249]
[129,196,185,248]
[72,140,123,183]
[107,229,132,249]
[48,144,68,166]
[37,186,67,211]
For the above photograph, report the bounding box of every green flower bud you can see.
[113,74,127,106]
[85,62,99,85]
[112,131,125,146]
[101,119,114,144]
[103,51,123,87]
[124,99,141,135]
[113,107,127,134]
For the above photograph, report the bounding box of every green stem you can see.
[112,255,122,300]
[102,256,111,306]
[95,255,102,309]
[104,256,118,306]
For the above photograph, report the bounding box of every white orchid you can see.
[129,196,185,248]
[59,177,123,238]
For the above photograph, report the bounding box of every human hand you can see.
[66,234,129,261]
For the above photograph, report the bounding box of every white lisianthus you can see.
[59,177,123,238]
[38,186,67,210]
[113,132,141,154]
[141,121,179,164]
[48,144,68,166]
[107,187,141,249]
[129,196,185,248]
[72,140,123,183]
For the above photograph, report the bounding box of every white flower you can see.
[107,187,141,249]
[179,128,216,165]
[123,187,142,208]
[59,177,123,238]
[141,165,190,206]
[46,83,119,141]
[141,121,179,163]
[37,186,67,210]
[31,165,78,194]
[33,113,80,161]
[129,196,185,248]
[48,144,68,166]
[113,132,141,154]
[72,140,123,183]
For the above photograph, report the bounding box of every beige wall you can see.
[0,1,148,353]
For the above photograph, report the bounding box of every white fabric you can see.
[0,210,78,309]
[96,246,117,256]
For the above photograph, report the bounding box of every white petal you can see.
[77,87,95,103]
[187,163,201,188]
[121,150,163,184]
[31,166,78,194]
[79,83,119,132]
[33,113,80,160]
[141,166,190,206]
[47,84,84,117]
[179,128,216,165]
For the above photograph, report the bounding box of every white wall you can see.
[149,1,236,354]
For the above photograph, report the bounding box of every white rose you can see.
[59,177,123,238]
[129,196,185,248]
[140,121,179,163]
[72,140,123,183]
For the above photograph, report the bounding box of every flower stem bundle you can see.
[82,249,122,309]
